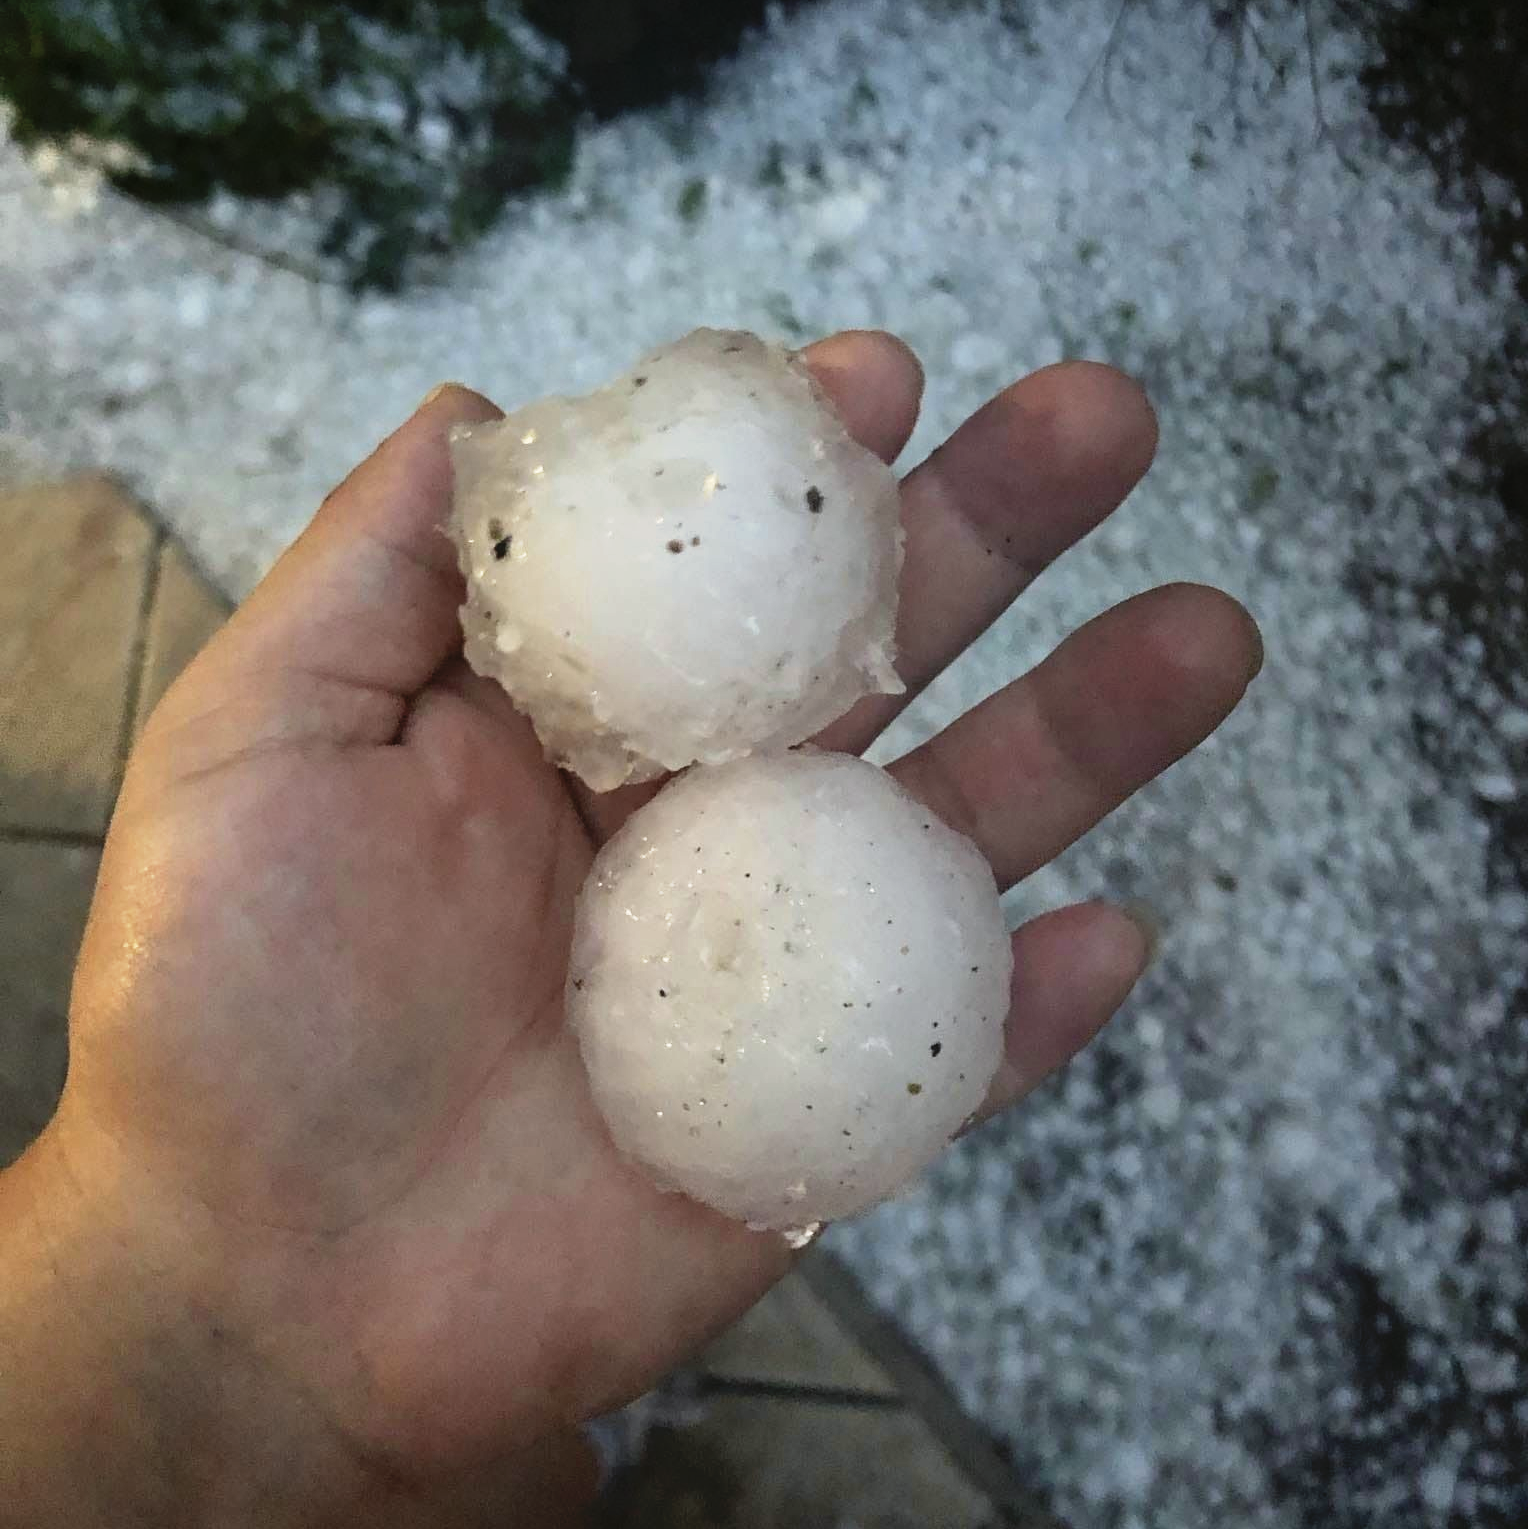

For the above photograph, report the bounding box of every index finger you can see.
[814,360,1159,755]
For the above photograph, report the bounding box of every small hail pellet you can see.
[449,328,904,792]
[565,750,1011,1238]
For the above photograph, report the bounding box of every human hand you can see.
[0,333,1260,1524]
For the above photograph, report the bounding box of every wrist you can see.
[0,1122,374,1529]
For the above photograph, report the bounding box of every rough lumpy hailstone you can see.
[566,750,1011,1231]
[450,328,904,791]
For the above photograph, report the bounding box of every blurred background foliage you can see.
[1361,0,1528,303]
[0,0,790,290]
[0,0,1524,295]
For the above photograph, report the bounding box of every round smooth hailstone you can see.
[566,749,1011,1234]
[450,328,904,792]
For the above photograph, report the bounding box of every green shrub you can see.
[0,0,788,290]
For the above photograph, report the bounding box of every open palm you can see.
[48,332,1259,1502]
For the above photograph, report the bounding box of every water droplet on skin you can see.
[781,1221,823,1250]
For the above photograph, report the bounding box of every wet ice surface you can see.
[566,750,1006,1231]
[451,329,901,790]
[4,1,1526,1523]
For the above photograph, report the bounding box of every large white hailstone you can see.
[566,749,1011,1235]
[450,328,904,791]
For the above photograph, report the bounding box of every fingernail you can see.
[1120,899,1162,972]
[420,381,463,409]
[1246,624,1266,685]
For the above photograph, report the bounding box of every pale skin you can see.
[0,332,1261,1526]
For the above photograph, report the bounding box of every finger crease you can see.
[918,447,1047,584]
[908,739,990,851]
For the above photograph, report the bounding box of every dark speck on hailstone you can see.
[492,535,511,560]
[667,539,685,553]
[806,485,824,513]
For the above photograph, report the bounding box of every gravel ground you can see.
[4,2,1525,1524]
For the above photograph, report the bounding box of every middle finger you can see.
[816,358,1159,756]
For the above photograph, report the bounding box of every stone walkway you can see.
[0,474,1026,1527]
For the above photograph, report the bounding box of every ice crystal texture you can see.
[450,328,902,790]
[566,750,1008,1229]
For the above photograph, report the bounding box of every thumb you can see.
[143,386,503,767]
